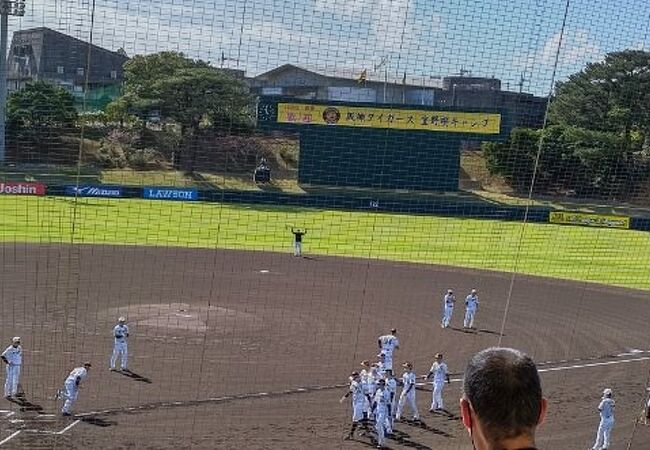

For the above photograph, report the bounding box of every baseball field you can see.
[0,195,648,449]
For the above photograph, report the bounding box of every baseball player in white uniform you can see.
[592,388,615,450]
[56,362,92,416]
[372,379,390,449]
[377,328,399,371]
[383,369,398,435]
[441,289,455,328]
[1,337,22,399]
[110,317,129,371]
[360,360,376,420]
[341,371,365,440]
[644,387,650,425]
[396,362,419,421]
[464,289,480,329]
[425,353,450,411]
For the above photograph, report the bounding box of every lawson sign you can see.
[143,187,198,201]
[65,185,123,198]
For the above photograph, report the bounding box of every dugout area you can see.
[0,244,649,449]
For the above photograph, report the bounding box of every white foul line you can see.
[0,430,22,446]
[57,419,80,435]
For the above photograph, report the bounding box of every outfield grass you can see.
[1,196,648,290]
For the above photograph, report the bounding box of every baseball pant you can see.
[385,403,394,434]
[293,242,302,256]
[110,342,128,370]
[4,365,20,397]
[442,306,453,327]
[431,381,444,410]
[61,380,78,414]
[375,409,387,446]
[383,355,393,371]
[593,417,614,449]
[396,391,419,420]
[352,401,364,422]
[464,309,476,328]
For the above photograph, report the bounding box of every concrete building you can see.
[7,27,129,110]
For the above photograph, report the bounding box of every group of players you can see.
[1,317,130,416]
[340,289,650,450]
[340,328,451,449]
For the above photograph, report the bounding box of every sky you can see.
[7,0,650,95]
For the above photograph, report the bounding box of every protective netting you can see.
[1,0,650,449]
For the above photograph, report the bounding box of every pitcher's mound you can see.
[106,302,258,334]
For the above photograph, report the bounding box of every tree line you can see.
[483,50,650,199]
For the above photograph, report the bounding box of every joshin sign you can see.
[0,182,46,196]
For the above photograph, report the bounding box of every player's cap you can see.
[402,362,413,368]
[83,362,92,368]
[435,353,443,359]
[360,360,370,366]
[471,289,477,294]
[447,289,453,293]
[118,316,126,322]
[377,353,385,358]
[390,328,397,334]
[603,388,613,397]
[11,337,20,343]
[350,371,359,377]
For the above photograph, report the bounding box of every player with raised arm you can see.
[290,227,307,257]
[377,328,399,371]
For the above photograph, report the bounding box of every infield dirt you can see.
[0,244,648,449]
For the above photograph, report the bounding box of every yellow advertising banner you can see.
[549,211,630,229]
[277,103,501,134]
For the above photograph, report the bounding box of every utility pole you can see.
[0,0,26,163]
[374,56,389,103]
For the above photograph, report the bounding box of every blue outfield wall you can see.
[43,183,650,232]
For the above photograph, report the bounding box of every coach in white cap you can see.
[1,337,22,399]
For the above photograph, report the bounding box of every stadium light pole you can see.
[0,0,26,164]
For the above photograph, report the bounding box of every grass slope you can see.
[1,196,648,290]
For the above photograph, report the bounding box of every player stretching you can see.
[441,289,455,328]
[1,337,22,400]
[340,371,365,440]
[110,317,130,371]
[464,289,480,329]
[395,362,419,422]
[377,328,399,371]
[56,362,92,416]
[425,353,450,412]
[291,227,307,257]
[592,388,615,450]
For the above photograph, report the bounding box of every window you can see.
[77,67,85,76]
[73,85,83,92]
[57,66,64,74]
[110,70,117,79]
